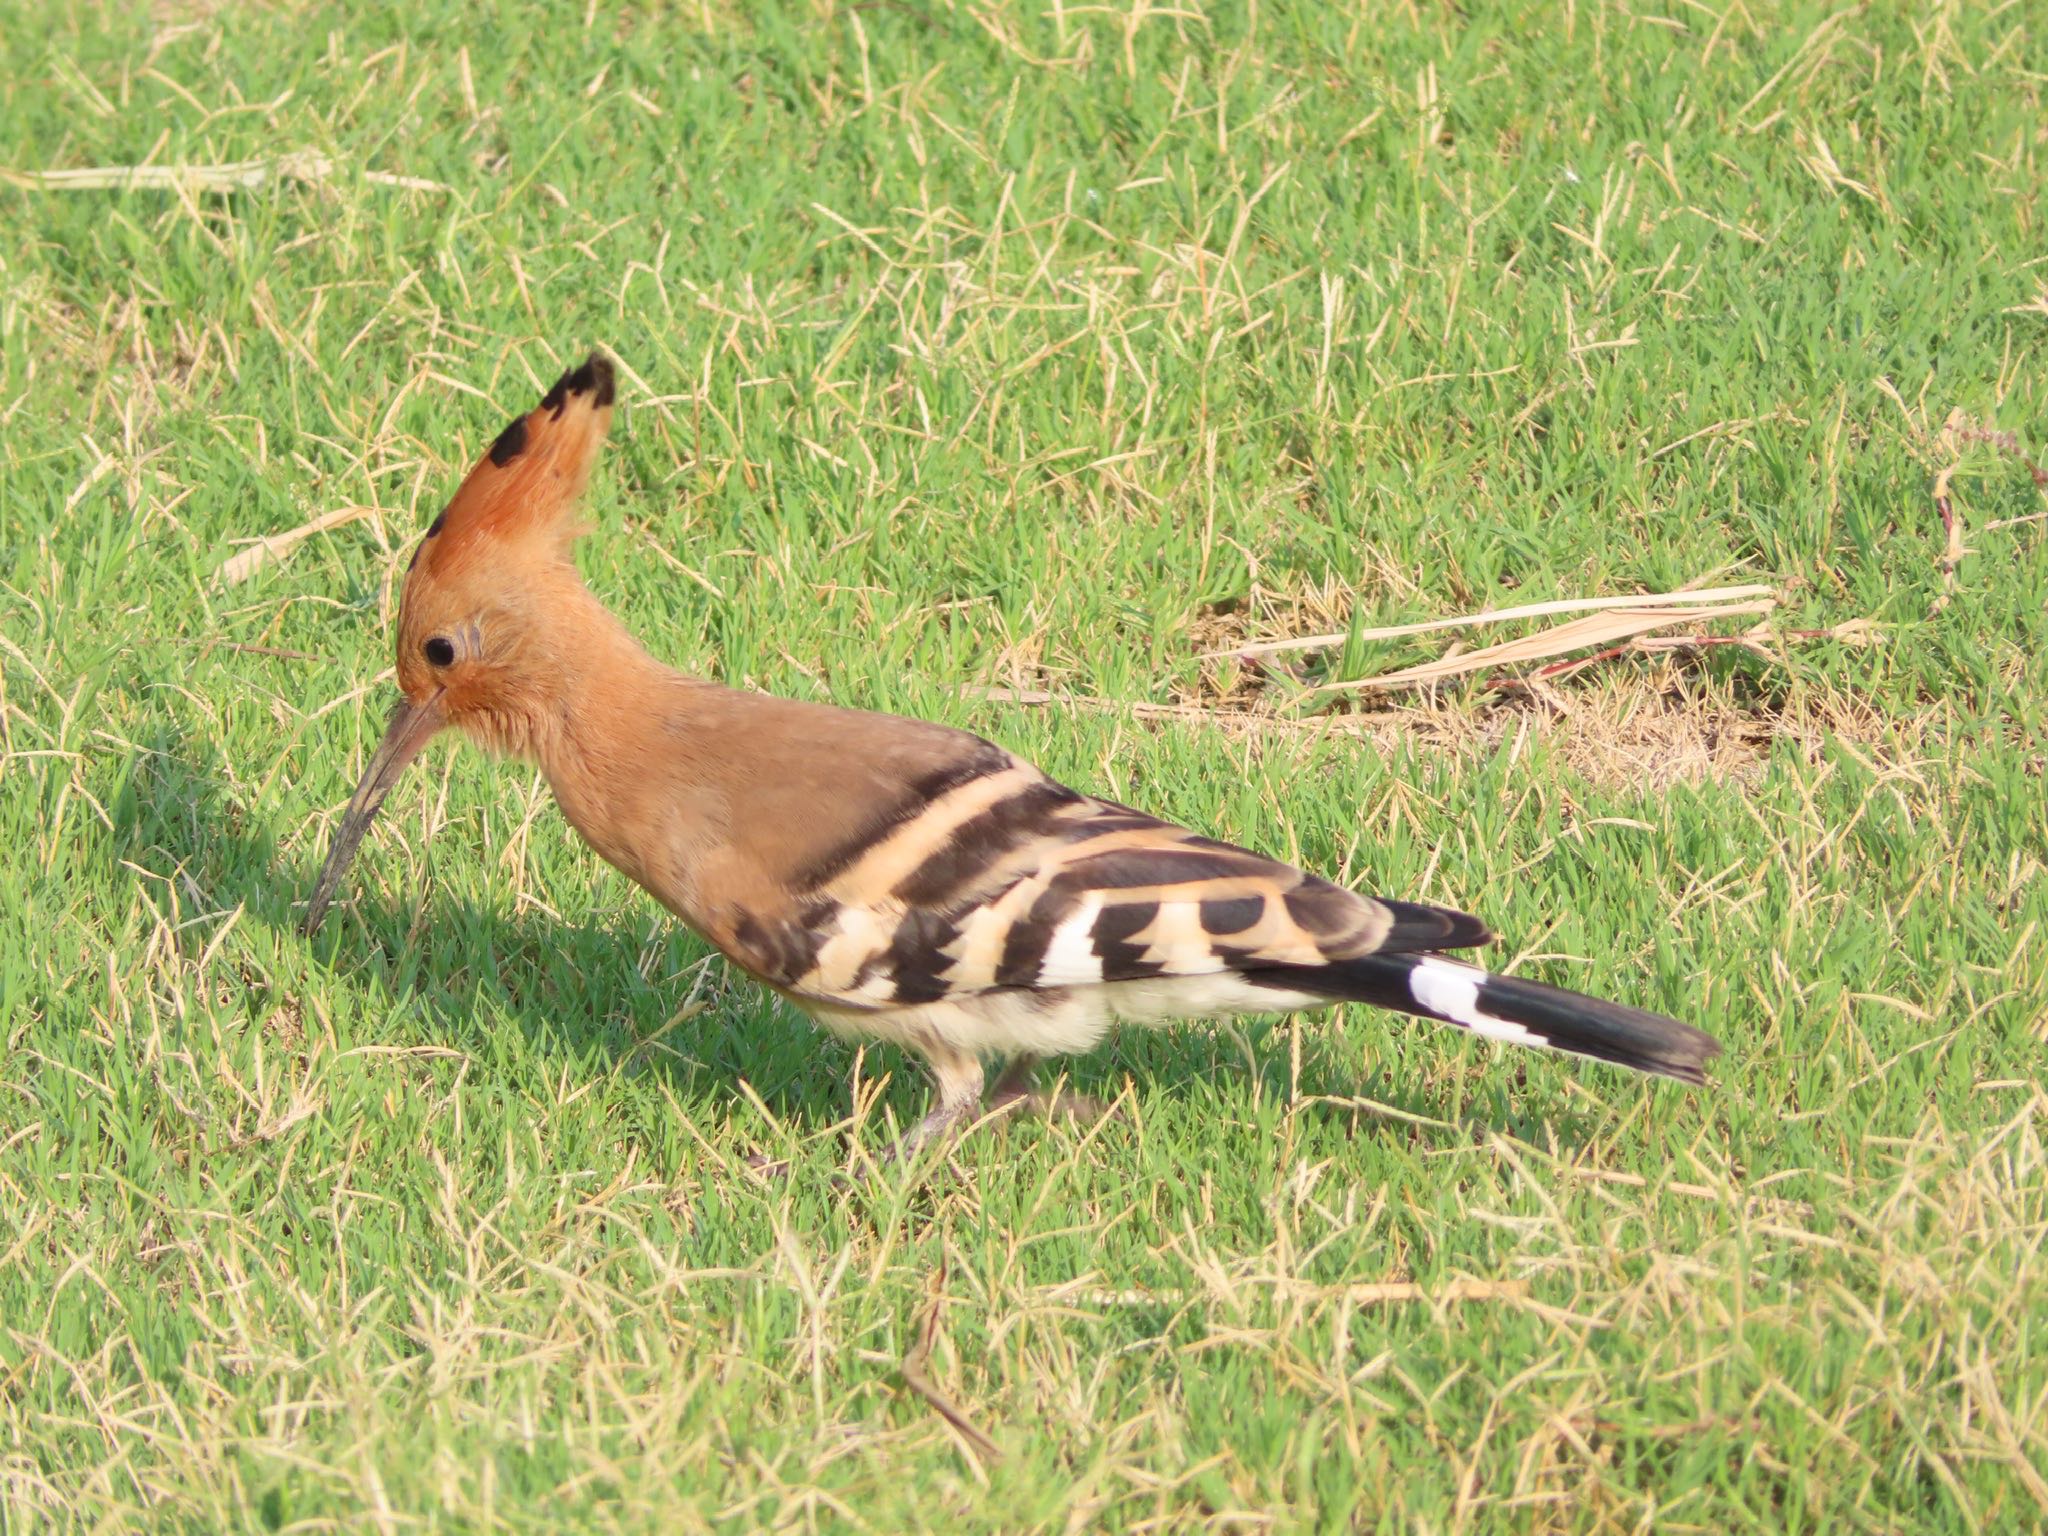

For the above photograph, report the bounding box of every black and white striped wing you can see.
[715,744,1718,1084]
[731,757,1487,1011]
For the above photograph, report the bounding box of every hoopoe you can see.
[304,353,1720,1165]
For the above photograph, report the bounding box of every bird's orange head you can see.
[304,353,616,933]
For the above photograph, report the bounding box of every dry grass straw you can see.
[901,1264,1002,1465]
[1318,597,1780,692]
[212,505,378,587]
[1,151,447,194]
[1204,581,1777,661]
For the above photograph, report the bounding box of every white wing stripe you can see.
[1037,892,1106,986]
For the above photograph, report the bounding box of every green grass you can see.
[4,0,2046,1528]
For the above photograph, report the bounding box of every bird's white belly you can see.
[799,973,1332,1061]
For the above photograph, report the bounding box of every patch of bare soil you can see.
[1161,575,1916,791]
[1325,664,1920,792]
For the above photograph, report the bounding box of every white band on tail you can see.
[1407,956,1546,1048]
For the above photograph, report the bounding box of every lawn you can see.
[3,0,2045,1529]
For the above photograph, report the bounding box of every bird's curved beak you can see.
[302,690,447,935]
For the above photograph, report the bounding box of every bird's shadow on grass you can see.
[113,725,1598,1163]
[114,724,825,1135]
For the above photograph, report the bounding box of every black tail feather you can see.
[1256,952,1719,1084]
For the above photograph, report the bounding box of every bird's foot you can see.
[872,1094,980,1171]
[984,1053,1114,1126]
[990,1086,1115,1125]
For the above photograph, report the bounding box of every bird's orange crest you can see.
[410,353,615,575]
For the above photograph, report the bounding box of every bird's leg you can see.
[984,1052,1113,1126]
[878,1046,984,1166]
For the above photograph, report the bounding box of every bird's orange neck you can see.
[465,579,712,893]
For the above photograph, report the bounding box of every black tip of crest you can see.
[539,352,616,417]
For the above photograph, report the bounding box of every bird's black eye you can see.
[423,636,456,668]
